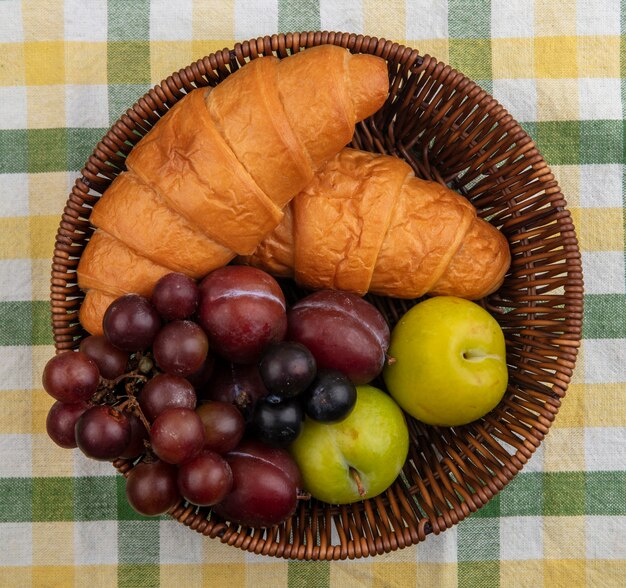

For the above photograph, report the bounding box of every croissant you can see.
[242,148,511,300]
[77,45,389,334]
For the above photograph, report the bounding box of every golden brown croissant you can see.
[77,45,389,334]
[242,148,511,300]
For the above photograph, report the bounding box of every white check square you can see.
[64,0,107,42]
[65,85,110,128]
[585,427,626,471]
[583,339,626,385]
[235,0,278,39]
[491,0,534,38]
[579,164,623,209]
[75,521,118,565]
[576,0,621,36]
[492,79,537,122]
[150,0,193,41]
[320,0,364,34]
[159,520,204,564]
[0,259,32,301]
[0,523,32,565]
[581,251,626,295]
[406,0,449,40]
[579,78,622,121]
[0,346,33,390]
[0,87,27,130]
[415,524,458,563]
[499,516,543,560]
[586,516,626,559]
[0,0,23,43]
[0,434,32,477]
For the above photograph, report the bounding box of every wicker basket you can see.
[50,32,583,560]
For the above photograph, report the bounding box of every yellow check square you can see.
[491,38,534,79]
[372,563,418,587]
[500,561,543,587]
[191,40,237,63]
[544,517,585,560]
[29,215,60,260]
[544,428,585,471]
[201,564,246,587]
[584,383,625,427]
[0,217,31,259]
[414,39,450,65]
[364,0,406,41]
[0,390,32,434]
[536,78,579,121]
[0,43,25,86]
[571,208,623,252]
[150,41,193,85]
[24,41,65,86]
[161,565,203,587]
[193,4,233,39]
[33,523,74,565]
[28,172,69,216]
[552,383,584,429]
[550,165,580,209]
[535,37,578,78]
[27,86,66,129]
[534,0,576,37]
[544,560,586,587]
[32,433,75,477]
[23,0,64,41]
[74,566,118,588]
[65,42,108,85]
[578,36,621,78]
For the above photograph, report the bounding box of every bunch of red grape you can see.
[42,266,390,527]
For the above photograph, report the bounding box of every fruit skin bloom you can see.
[383,296,508,427]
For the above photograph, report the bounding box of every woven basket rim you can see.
[50,31,584,560]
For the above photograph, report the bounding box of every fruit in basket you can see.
[125,460,181,516]
[76,45,389,335]
[149,407,205,464]
[151,272,199,321]
[258,341,316,400]
[103,294,161,351]
[177,450,233,507]
[46,400,90,449]
[213,439,303,527]
[290,385,408,504]
[383,296,508,426]
[303,369,357,423]
[199,266,287,363]
[152,320,209,377]
[139,373,197,422]
[79,335,129,380]
[119,413,149,459]
[245,148,511,301]
[75,405,131,461]
[251,397,304,447]
[196,401,245,454]
[287,290,390,384]
[42,351,100,403]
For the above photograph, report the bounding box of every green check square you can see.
[108,84,151,126]
[278,0,320,32]
[457,517,499,561]
[500,472,543,517]
[118,520,160,563]
[108,0,149,41]
[32,300,54,346]
[583,294,626,339]
[449,39,492,81]
[543,472,585,516]
[580,120,623,164]
[536,121,580,166]
[473,493,500,518]
[118,564,159,588]
[458,561,499,588]
[0,478,32,522]
[449,0,491,38]
[67,128,108,172]
[27,128,67,173]
[75,477,117,520]
[288,561,330,587]
[108,42,151,85]
[0,301,32,346]
[0,129,28,173]
[33,477,74,521]
[586,471,626,516]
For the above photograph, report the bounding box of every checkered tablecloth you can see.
[1,1,624,586]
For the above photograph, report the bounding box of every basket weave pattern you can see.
[51,32,583,560]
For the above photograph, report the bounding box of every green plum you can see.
[289,385,409,505]
[383,296,508,426]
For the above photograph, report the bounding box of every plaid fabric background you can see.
[0,0,624,586]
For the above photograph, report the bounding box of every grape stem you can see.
[112,373,148,386]
[385,354,397,366]
[349,467,366,497]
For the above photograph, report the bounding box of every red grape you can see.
[185,353,215,390]
[119,412,149,459]
[151,272,199,321]
[46,401,90,449]
[288,290,390,384]
[103,294,161,351]
[125,460,180,516]
[75,405,131,461]
[177,450,233,506]
[198,266,287,363]
[213,439,302,528]
[196,401,245,454]
[150,407,205,464]
[139,373,196,422]
[42,351,100,403]
[153,320,208,377]
[201,362,268,419]
[79,335,129,380]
